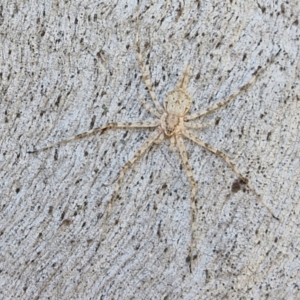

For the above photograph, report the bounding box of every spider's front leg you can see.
[135,30,165,115]
[27,121,160,153]
[103,128,164,224]
[185,49,281,122]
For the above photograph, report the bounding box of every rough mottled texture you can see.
[1,1,299,299]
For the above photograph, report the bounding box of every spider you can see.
[28,32,280,272]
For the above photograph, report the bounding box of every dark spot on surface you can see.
[281,3,285,14]
[54,149,58,161]
[61,219,72,226]
[90,115,96,129]
[253,66,261,76]
[16,188,20,193]
[55,95,61,107]
[240,177,248,185]
[258,3,266,13]
[242,53,247,61]
[175,2,183,21]
[267,132,271,141]
[159,16,165,24]
[157,221,161,237]
[231,180,241,193]
[76,133,83,139]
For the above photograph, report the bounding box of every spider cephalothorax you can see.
[161,86,192,136]
[161,112,182,136]
[164,89,192,116]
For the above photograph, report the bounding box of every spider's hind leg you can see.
[176,134,198,272]
[183,129,278,220]
[176,65,190,90]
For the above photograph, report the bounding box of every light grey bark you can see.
[1,1,299,299]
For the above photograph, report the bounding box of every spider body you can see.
[28,32,280,272]
[160,78,192,138]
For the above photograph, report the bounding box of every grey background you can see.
[1,0,299,299]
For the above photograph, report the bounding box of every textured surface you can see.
[1,1,299,299]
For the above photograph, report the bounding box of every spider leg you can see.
[185,49,281,121]
[27,120,160,153]
[184,121,214,129]
[104,128,164,223]
[135,28,164,114]
[139,94,162,118]
[176,65,190,90]
[176,134,197,272]
[154,131,165,144]
[183,129,277,219]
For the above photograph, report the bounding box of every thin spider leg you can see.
[104,128,164,224]
[176,65,190,90]
[184,121,214,129]
[135,28,164,114]
[185,49,281,121]
[176,134,197,272]
[28,120,160,153]
[183,129,277,219]
[139,94,162,118]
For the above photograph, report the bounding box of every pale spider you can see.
[29,33,280,271]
